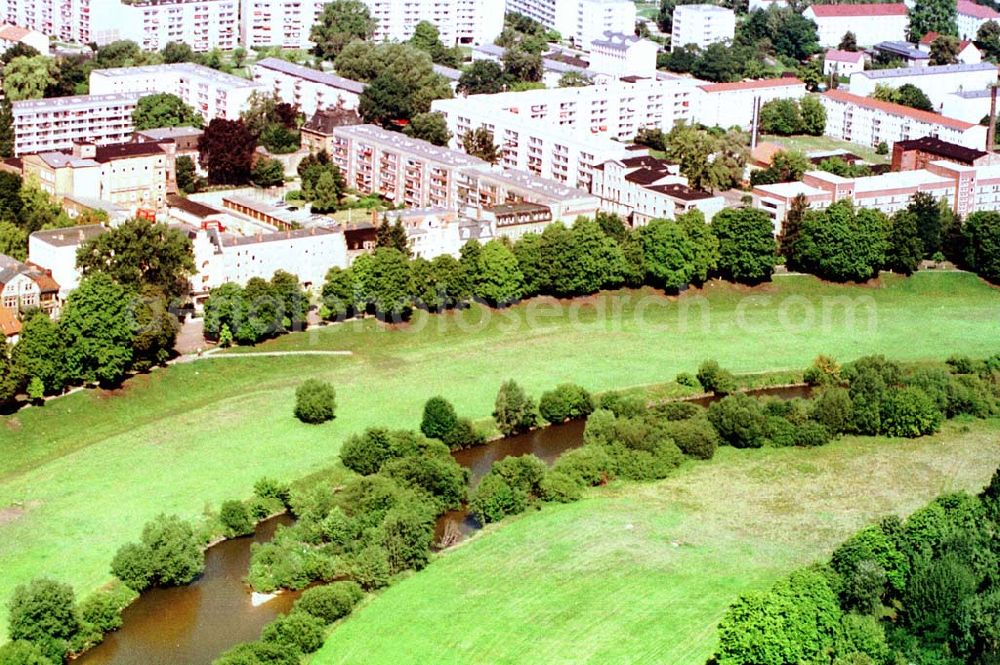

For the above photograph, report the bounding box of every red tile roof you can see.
[822,89,977,130]
[958,0,1000,19]
[807,3,907,17]
[698,77,804,93]
[919,31,940,45]
[825,48,864,63]
[0,307,20,338]
[0,24,30,40]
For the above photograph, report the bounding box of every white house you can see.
[823,49,865,77]
[27,225,107,297]
[0,23,48,54]
[957,0,1000,40]
[802,3,908,48]
[917,32,983,64]
[670,4,735,51]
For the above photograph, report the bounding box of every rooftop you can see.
[12,92,143,113]
[850,169,951,192]
[91,62,259,88]
[857,61,995,79]
[482,169,596,203]
[29,224,106,247]
[958,0,1000,19]
[825,49,864,63]
[674,4,734,13]
[873,41,931,60]
[647,183,716,201]
[254,58,366,94]
[302,107,362,136]
[807,3,907,17]
[893,136,987,163]
[433,64,462,81]
[591,31,645,50]
[0,23,31,40]
[754,180,829,198]
[136,126,204,140]
[93,142,169,161]
[822,89,977,130]
[33,152,98,169]
[698,77,804,93]
[223,227,342,247]
[166,193,222,218]
[333,124,490,169]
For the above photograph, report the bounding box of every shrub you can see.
[708,394,768,448]
[794,420,832,447]
[0,641,54,665]
[946,374,996,418]
[880,387,941,438]
[253,478,291,507]
[839,559,888,615]
[552,445,613,487]
[811,387,854,434]
[77,585,134,634]
[492,454,548,495]
[441,417,486,450]
[420,396,458,439]
[664,417,719,459]
[214,641,299,665]
[835,613,890,664]
[110,542,154,591]
[7,578,79,645]
[294,379,337,424]
[582,408,617,446]
[347,544,392,590]
[650,401,703,422]
[803,354,842,386]
[946,354,976,374]
[469,474,527,524]
[380,454,468,510]
[608,437,684,481]
[379,503,436,574]
[140,514,205,586]
[219,500,254,537]
[248,537,318,592]
[340,427,394,475]
[697,360,737,394]
[294,582,363,624]
[540,471,583,502]
[493,380,537,435]
[597,392,646,418]
[260,610,325,654]
[538,383,594,424]
[765,415,798,447]
[831,524,909,598]
[675,372,699,388]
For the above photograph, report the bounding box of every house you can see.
[27,225,107,297]
[300,107,363,156]
[0,23,48,55]
[918,32,983,64]
[803,3,908,48]
[823,49,865,77]
[0,254,62,339]
[957,0,1000,41]
[873,41,931,68]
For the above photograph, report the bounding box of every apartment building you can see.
[89,63,261,122]
[820,89,988,151]
[957,0,1000,40]
[694,78,806,130]
[21,141,173,212]
[0,23,48,53]
[588,32,658,77]
[239,0,323,49]
[473,168,601,221]
[753,159,1000,226]
[12,92,142,156]
[251,58,364,116]
[670,4,735,51]
[506,0,635,48]
[849,63,998,111]
[27,224,106,296]
[823,49,864,78]
[591,154,725,225]
[802,3,908,48]
[364,0,504,44]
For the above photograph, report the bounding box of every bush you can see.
[697,360,737,394]
[538,383,594,424]
[676,372,699,388]
[0,641,54,665]
[140,514,205,586]
[214,641,299,665]
[379,503,436,574]
[420,396,458,439]
[493,380,537,436]
[597,392,646,418]
[380,454,468,510]
[294,379,337,424]
[110,542,154,591]
[7,578,79,645]
[219,500,254,537]
[811,387,854,434]
[294,582,363,624]
[253,477,291,507]
[708,394,768,448]
[880,387,941,438]
[650,401,703,422]
[340,427,394,475]
[77,585,134,633]
[551,445,613,486]
[803,354,842,387]
[835,613,890,664]
[794,420,832,447]
[539,471,583,502]
[441,417,486,450]
[469,474,528,525]
[946,355,976,374]
[664,417,719,459]
[346,544,392,590]
[491,455,547,495]
[765,415,798,447]
[260,610,325,655]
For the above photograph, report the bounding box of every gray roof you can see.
[136,126,204,140]
[91,62,259,89]
[591,31,644,50]
[332,124,490,169]
[473,44,506,58]
[861,60,999,79]
[433,64,462,81]
[12,92,142,113]
[255,58,366,94]
[29,224,106,247]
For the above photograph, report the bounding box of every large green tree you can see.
[403,111,451,146]
[460,127,500,164]
[77,218,195,300]
[132,93,203,131]
[2,56,57,101]
[408,20,462,67]
[198,118,257,185]
[907,0,958,41]
[711,207,777,284]
[353,247,413,319]
[11,309,67,395]
[457,60,505,95]
[790,200,889,282]
[59,274,136,385]
[471,240,524,307]
[310,0,377,61]
[963,210,1000,283]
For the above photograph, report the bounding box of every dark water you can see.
[80,384,810,664]
[76,515,298,665]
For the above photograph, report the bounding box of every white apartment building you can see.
[251,57,364,116]
[592,154,725,225]
[239,0,323,49]
[670,4,735,51]
[0,23,48,54]
[957,0,1000,40]
[89,63,262,122]
[848,62,998,112]
[693,78,806,131]
[363,0,505,45]
[802,3,908,48]
[821,89,988,150]
[27,225,107,296]
[940,88,993,124]
[12,92,142,156]
[506,0,635,48]
[588,32,658,78]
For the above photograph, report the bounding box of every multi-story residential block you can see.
[251,57,365,116]
[588,31,658,77]
[20,141,174,212]
[12,93,142,156]
[823,49,864,78]
[820,89,988,150]
[506,0,635,48]
[363,0,504,44]
[694,78,806,131]
[802,3,908,48]
[849,63,998,112]
[89,63,261,122]
[670,4,735,50]
[0,23,48,53]
[27,224,106,297]
[753,159,1000,228]
[591,154,725,225]
[957,0,1000,40]
[473,168,601,221]
[117,0,239,51]
[239,0,323,49]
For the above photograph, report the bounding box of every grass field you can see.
[760,134,889,164]
[313,420,1000,665]
[1,273,999,638]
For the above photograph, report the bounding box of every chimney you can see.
[73,141,96,160]
[988,85,997,154]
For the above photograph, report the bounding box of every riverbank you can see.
[2,272,999,639]
[313,418,1000,665]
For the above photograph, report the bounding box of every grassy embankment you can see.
[313,419,1000,665]
[0,272,998,638]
